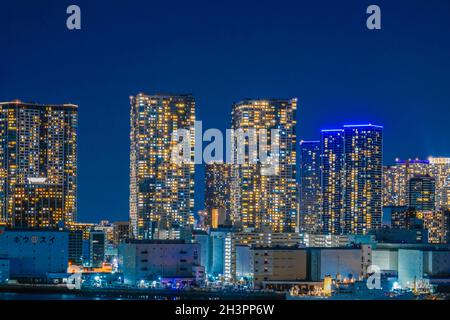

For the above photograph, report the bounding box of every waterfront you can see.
[1,284,447,301]
[0,285,285,300]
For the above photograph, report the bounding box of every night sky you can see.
[1,0,449,223]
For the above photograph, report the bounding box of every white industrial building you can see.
[0,228,69,281]
[118,239,204,287]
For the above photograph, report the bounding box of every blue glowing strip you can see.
[343,124,383,128]
[321,129,344,132]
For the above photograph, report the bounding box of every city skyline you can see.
[1,0,450,223]
[1,0,450,305]
[1,96,449,225]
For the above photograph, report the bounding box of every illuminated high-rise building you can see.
[299,140,322,233]
[230,99,297,233]
[383,159,432,207]
[382,164,404,207]
[205,162,231,228]
[440,209,450,244]
[129,93,195,240]
[321,129,344,235]
[0,101,78,228]
[429,157,450,210]
[342,124,383,235]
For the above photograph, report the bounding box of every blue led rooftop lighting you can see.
[343,124,383,129]
[321,129,344,132]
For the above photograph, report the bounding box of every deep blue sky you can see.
[1,0,449,223]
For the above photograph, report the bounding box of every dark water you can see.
[0,289,283,300]
[0,292,101,300]
[0,291,214,300]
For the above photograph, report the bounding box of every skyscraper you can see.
[230,99,297,233]
[205,162,231,228]
[299,140,322,233]
[383,159,432,207]
[429,157,450,210]
[0,101,78,228]
[382,164,405,207]
[320,129,344,235]
[342,124,383,235]
[129,93,195,240]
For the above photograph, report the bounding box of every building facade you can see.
[0,227,69,281]
[342,125,383,235]
[113,221,130,247]
[382,159,432,207]
[230,99,298,233]
[204,162,231,228]
[382,157,450,209]
[429,157,450,210]
[321,129,344,235]
[299,140,322,233]
[129,93,195,240]
[89,230,105,268]
[0,101,77,228]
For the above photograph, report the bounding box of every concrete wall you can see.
[423,250,450,276]
[398,249,423,288]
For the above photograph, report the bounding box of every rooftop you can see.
[0,100,78,108]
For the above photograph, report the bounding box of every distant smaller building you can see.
[89,230,106,268]
[208,227,233,279]
[68,230,83,265]
[68,222,95,265]
[372,243,450,290]
[231,231,302,280]
[388,206,418,229]
[113,221,130,247]
[251,246,308,289]
[373,228,428,244]
[300,233,375,247]
[118,239,203,287]
[192,230,210,275]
